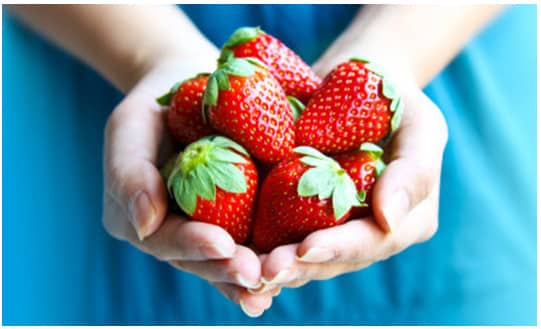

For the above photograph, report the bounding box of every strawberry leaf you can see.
[192,165,216,201]
[375,159,386,178]
[332,174,359,220]
[391,97,404,132]
[318,173,338,200]
[390,97,399,112]
[207,162,247,193]
[357,190,367,203]
[167,154,183,195]
[175,178,197,215]
[156,81,182,106]
[215,70,230,91]
[365,62,385,77]
[218,49,234,65]
[211,136,249,156]
[210,148,247,164]
[203,75,219,106]
[223,58,257,77]
[350,57,370,64]
[223,26,263,48]
[287,96,305,122]
[382,80,398,99]
[299,156,330,168]
[360,142,384,158]
[294,146,327,159]
[298,167,329,197]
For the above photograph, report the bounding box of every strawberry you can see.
[157,73,215,145]
[221,26,321,103]
[203,54,295,164]
[333,143,386,219]
[252,146,361,253]
[167,136,258,244]
[296,58,404,154]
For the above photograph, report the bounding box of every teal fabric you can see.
[3,4,536,325]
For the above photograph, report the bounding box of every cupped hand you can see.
[253,75,448,291]
[101,59,277,317]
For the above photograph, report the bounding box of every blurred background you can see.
[3,4,536,325]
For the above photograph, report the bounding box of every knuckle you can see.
[403,165,435,206]
[343,247,367,263]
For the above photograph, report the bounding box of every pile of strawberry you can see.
[158,27,403,253]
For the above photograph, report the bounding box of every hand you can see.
[253,74,448,291]
[101,58,278,317]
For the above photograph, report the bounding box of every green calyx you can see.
[156,73,210,106]
[160,154,179,182]
[287,96,305,122]
[350,57,404,138]
[223,26,264,49]
[167,135,250,215]
[203,52,266,108]
[294,146,361,221]
[359,142,386,178]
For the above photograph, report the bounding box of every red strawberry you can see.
[333,143,386,219]
[221,26,321,103]
[296,58,404,154]
[167,136,258,244]
[203,54,295,164]
[157,73,215,145]
[252,146,361,253]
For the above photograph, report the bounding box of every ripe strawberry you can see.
[157,73,215,145]
[203,54,295,164]
[333,143,386,219]
[167,136,258,244]
[296,58,404,154]
[252,146,361,253]
[221,26,321,103]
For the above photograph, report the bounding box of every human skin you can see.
[10,4,503,317]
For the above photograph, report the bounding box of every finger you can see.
[170,245,262,289]
[297,219,385,263]
[297,192,441,265]
[104,92,169,240]
[260,244,301,285]
[124,214,236,261]
[213,282,278,318]
[279,278,310,289]
[259,244,360,286]
[373,89,448,232]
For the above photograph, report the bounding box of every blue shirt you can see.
[3,4,536,325]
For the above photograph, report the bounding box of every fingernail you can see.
[128,191,156,240]
[262,269,294,285]
[240,300,264,318]
[198,243,234,259]
[383,189,409,232]
[248,283,275,295]
[297,247,336,263]
[234,273,260,289]
[272,287,282,297]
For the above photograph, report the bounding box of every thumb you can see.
[372,90,448,232]
[104,92,169,240]
[372,158,437,233]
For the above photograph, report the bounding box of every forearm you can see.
[10,4,219,92]
[316,4,505,86]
